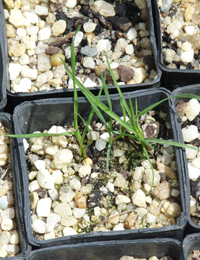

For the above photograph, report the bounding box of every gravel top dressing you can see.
[176,98,200,226]
[24,108,181,240]
[0,123,20,257]
[158,0,200,70]
[4,0,156,93]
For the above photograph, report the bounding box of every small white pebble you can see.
[1,218,14,231]
[10,232,19,245]
[36,198,52,217]
[34,160,45,170]
[83,22,97,33]
[182,125,198,142]
[32,219,46,234]
[184,25,195,35]
[127,28,137,40]
[34,5,48,15]
[38,28,51,41]
[63,227,77,236]
[95,139,107,151]
[106,182,114,192]
[180,49,194,63]
[69,178,81,191]
[16,28,26,36]
[73,208,85,218]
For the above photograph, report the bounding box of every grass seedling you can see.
[62,27,200,192]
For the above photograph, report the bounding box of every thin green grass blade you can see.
[136,94,200,119]
[136,97,170,118]
[135,99,144,137]
[6,132,76,138]
[80,110,95,143]
[62,60,138,134]
[105,55,131,117]
[71,26,81,130]
[106,142,112,173]
[81,86,104,141]
[77,113,93,147]
[172,94,200,100]
[128,96,137,133]
[121,97,127,133]
[71,25,87,158]
[112,132,153,150]
[99,69,112,111]
[128,98,144,140]
[99,69,113,130]
[145,138,200,151]
[98,69,114,172]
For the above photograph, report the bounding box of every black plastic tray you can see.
[0,3,7,111]
[183,233,200,260]
[172,85,200,234]
[12,88,186,248]
[27,238,183,260]
[0,113,31,259]
[1,0,161,113]
[151,0,200,90]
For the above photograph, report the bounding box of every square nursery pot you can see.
[1,0,161,113]
[0,113,30,259]
[172,85,200,234]
[26,238,183,260]
[12,88,187,248]
[183,233,200,260]
[151,0,200,90]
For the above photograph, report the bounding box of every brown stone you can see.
[45,46,60,55]
[95,65,108,77]
[118,65,134,82]
[92,31,110,44]
[49,32,75,47]
[176,100,187,114]
[125,212,137,227]
[94,65,119,83]
[75,196,87,209]
[140,8,148,22]
[74,191,87,209]
[143,121,160,138]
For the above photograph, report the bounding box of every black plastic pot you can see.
[0,113,30,259]
[13,87,186,248]
[151,0,200,90]
[172,85,200,234]
[27,238,183,260]
[0,3,7,111]
[1,0,161,114]
[183,233,200,260]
